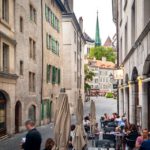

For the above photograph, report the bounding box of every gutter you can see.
[41,0,44,121]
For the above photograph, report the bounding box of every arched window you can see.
[28,105,36,122]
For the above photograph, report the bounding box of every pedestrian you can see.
[135,129,149,149]
[139,133,150,150]
[126,124,139,150]
[22,120,42,150]
[43,138,55,150]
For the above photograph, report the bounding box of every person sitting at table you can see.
[135,129,149,149]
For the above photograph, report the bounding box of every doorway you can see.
[0,92,7,137]
[15,101,22,133]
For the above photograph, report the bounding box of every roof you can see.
[89,59,116,69]
[103,36,112,47]
[55,0,66,12]
[83,32,95,43]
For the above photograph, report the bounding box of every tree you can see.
[89,46,117,63]
[84,64,95,93]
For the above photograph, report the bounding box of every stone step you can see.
[88,148,115,150]
[0,135,9,141]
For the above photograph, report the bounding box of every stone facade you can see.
[41,0,65,124]
[0,0,18,136]
[0,0,66,137]
[62,10,85,114]
[112,0,150,129]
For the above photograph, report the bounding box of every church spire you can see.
[95,11,101,47]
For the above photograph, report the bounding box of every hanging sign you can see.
[114,69,123,80]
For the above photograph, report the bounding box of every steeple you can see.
[95,11,101,47]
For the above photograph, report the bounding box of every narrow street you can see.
[0,97,116,150]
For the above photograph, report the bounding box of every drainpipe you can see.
[40,0,44,124]
[116,0,119,114]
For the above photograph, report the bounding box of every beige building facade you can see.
[62,0,85,114]
[113,0,150,129]
[41,0,65,123]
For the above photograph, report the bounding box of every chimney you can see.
[68,0,73,12]
[79,17,83,32]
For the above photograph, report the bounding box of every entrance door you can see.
[0,93,6,136]
[148,82,150,130]
[135,82,139,124]
[15,102,21,133]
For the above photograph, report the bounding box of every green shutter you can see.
[46,33,50,49]
[52,66,55,84]
[45,5,49,21]
[47,100,50,118]
[41,101,44,120]
[48,10,51,23]
[58,69,61,84]
[47,64,50,83]
[57,42,59,55]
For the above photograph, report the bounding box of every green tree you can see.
[89,46,116,63]
[84,64,95,92]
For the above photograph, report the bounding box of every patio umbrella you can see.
[73,96,86,150]
[54,92,71,150]
[90,100,96,133]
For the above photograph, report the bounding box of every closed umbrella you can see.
[73,96,86,150]
[90,100,96,133]
[54,92,71,150]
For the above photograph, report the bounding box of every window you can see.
[29,72,35,92]
[2,0,9,22]
[46,33,59,55]
[45,4,60,32]
[51,66,60,84]
[28,105,36,121]
[144,0,150,26]
[120,0,122,25]
[125,22,128,56]
[3,43,9,72]
[131,1,136,45]
[120,37,122,63]
[20,17,23,33]
[47,64,52,83]
[30,5,36,23]
[75,72,77,82]
[74,52,77,64]
[20,61,23,75]
[29,38,36,60]
[74,31,77,43]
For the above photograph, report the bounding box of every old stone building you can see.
[0,0,18,137]
[62,0,85,114]
[15,0,42,131]
[41,0,65,123]
[112,0,150,129]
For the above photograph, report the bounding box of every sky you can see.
[74,0,116,44]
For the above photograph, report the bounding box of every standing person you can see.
[43,138,55,150]
[135,129,149,149]
[126,124,139,150]
[22,120,42,150]
[139,133,150,150]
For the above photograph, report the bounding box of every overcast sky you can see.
[74,0,116,44]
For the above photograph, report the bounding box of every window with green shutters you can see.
[46,33,59,55]
[47,64,50,83]
[45,4,60,32]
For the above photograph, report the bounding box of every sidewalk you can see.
[0,124,54,150]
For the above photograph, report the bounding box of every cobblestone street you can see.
[0,97,116,150]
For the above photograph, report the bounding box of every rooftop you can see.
[88,59,116,69]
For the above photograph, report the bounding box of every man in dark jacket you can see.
[22,120,42,150]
